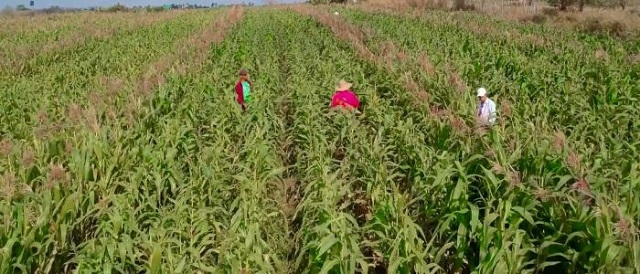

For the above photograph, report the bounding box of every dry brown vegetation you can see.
[0,12,89,35]
[358,0,640,36]
[489,4,640,31]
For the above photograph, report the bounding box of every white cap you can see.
[477,87,487,97]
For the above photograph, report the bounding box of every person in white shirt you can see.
[476,87,497,126]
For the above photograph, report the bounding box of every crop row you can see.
[1,5,639,273]
[0,10,220,139]
[0,11,193,78]
[321,7,640,273]
[0,8,234,273]
[343,8,639,134]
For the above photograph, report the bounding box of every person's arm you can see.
[488,101,497,124]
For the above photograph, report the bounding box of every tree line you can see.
[2,2,255,14]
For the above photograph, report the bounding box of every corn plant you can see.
[334,6,640,273]
[1,5,639,274]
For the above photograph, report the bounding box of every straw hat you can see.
[335,79,352,91]
[238,68,249,76]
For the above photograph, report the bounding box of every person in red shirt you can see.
[330,80,361,112]
[234,68,252,112]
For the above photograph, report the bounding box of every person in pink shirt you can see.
[330,80,361,112]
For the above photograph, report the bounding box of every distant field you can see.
[0,4,639,273]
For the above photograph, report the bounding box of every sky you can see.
[3,0,303,9]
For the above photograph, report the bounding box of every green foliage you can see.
[336,7,640,273]
[16,4,29,11]
[1,5,639,274]
[106,3,130,12]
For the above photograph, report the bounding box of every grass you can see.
[1,3,639,273]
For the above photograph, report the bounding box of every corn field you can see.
[1,5,639,274]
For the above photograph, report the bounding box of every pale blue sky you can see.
[3,0,303,9]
